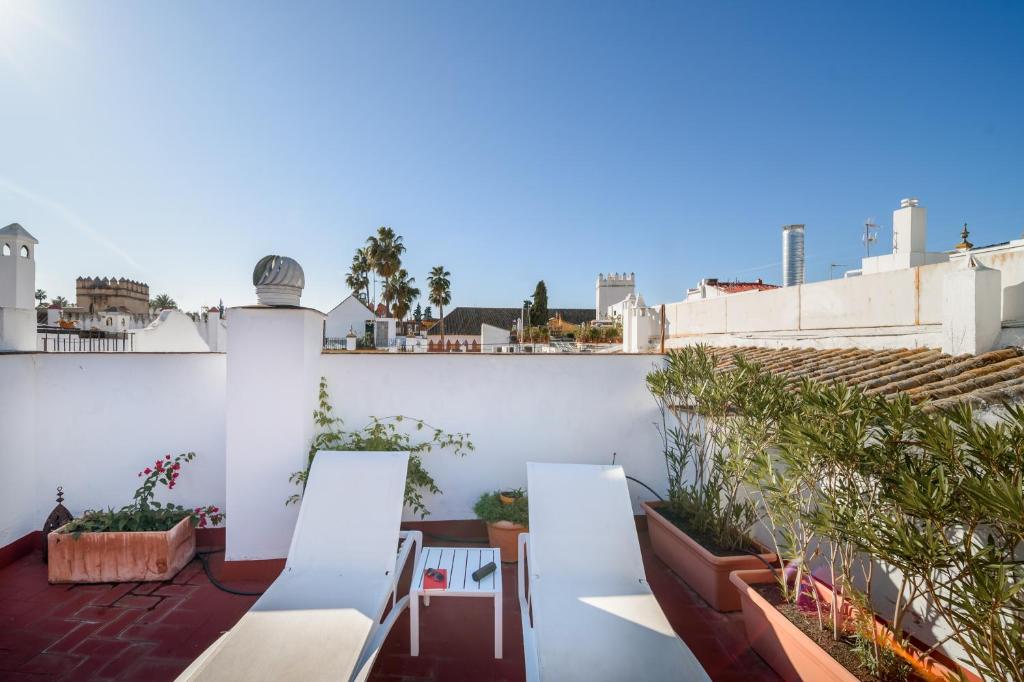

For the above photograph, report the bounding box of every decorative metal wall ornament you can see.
[41,487,73,563]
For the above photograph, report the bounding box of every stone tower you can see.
[0,223,40,351]
[595,272,636,320]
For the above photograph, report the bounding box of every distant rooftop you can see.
[711,345,1024,412]
[427,307,595,335]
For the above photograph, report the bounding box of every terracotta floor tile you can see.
[0,531,781,681]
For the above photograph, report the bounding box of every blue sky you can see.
[2,1,1022,313]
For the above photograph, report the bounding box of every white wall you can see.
[0,355,37,547]
[132,309,211,352]
[0,353,226,548]
[320,354,668,521]
[662,240,1024,353]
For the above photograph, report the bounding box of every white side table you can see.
[410,546,502,659]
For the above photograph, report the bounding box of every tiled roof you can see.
[427,307,595,336]
[709,345,1024,411]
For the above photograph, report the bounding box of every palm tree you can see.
[151,294,177,311]
[384,269,420,322]
[345,248,371,304]
[35,289,47,307]
[427,266,451,346]
[365,227,406,305]
[52,296,69,308]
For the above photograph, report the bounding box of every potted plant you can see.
[643,347,779,611]
[733,384,997,682]
[498,487,524,506]
[474,490,528,562]
[48,452,223,583]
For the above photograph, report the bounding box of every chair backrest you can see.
[526,462,646,583]
[285,450,409,574]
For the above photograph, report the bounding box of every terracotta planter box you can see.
[486,520,526,563]
[730,568,972,682]
[48,517,196,583]
[642,500,775,611]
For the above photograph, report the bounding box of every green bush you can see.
[474,491,529,527]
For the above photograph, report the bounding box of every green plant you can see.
[646,346,764,553]
[63,452,223,536]
[288,377,474,517]
[474,491,529,527]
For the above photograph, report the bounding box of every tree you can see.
[413,303,423,323]
[151,294,177,311]
[345,248,371,304]
[52,296,69,308]
[529,280,548,327]
[427,266,451,346]
[365,227,406,305]
[35,289,47,307]
[423,305,432,319]
[384,269,420,322]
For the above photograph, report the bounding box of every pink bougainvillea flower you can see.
[165,454,171,459]
[144,467,152,474]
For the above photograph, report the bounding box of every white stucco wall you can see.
[0,353,226,548]
[0,354,37,547]
[663,241,1024,353]
[320,354,667,520]
[132,309,212,352]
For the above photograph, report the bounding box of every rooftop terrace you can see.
[0,522,776,682]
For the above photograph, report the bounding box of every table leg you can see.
[494,593,502,659]
[410,593,420,656]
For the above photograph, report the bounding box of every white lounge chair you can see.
[518,463,710,682]
[178,451,421,682]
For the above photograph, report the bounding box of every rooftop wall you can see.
[665,244,1024,352]
[0,351,669,552]
[0,353,226,547]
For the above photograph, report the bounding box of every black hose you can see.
[625,475,664,502]
[196,550,266,596]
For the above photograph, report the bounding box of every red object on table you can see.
[423,568,448,590]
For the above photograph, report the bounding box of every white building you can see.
[626,197,1024,357]
[853,198,950,276]
[0,223,39,352]
[325,295,375,341]
[595,272,635,320]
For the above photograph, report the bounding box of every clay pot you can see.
[729,568,974,682]
[498,491,520,506]
[642,500,776,612]
[486,520,526,562]
[47,517,196,583]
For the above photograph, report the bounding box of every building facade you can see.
[76,276,150,315]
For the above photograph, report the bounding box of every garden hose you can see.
[195,549,266,596]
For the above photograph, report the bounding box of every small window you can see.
[20,245,30,258]
[2,243,9,256]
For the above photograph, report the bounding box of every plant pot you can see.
[47,517,196,583]
[642,500,775,611]
[729,568,971,682]
[486,520,526,562]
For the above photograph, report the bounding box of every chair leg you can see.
[494,593,502,659]
[410,593,420,656]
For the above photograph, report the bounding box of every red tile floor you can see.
[0,526,778,681]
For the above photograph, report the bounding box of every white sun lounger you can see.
[178,451,420,682]
[518,463,710,682]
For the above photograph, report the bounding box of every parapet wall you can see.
[664,243,1024,350]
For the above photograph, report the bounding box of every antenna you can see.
[862,218,879,257]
